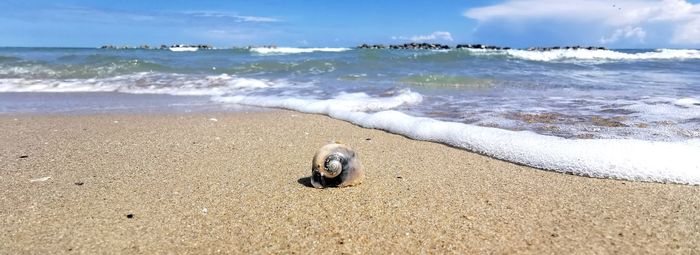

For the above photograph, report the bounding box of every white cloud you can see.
[464,0,700,45]
[37,6,157,23]
[392,31,454,42]
[202,29,256,40]
[672,17,700,44]
[185,11,281,23]
[32,7,281,26]
[232,15,280,23]
[600,26,647,44]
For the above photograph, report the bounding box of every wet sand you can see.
[1,111,698,254]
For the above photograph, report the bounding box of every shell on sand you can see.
[310,143,364,188]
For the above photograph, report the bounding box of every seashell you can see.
[310,143,364,188]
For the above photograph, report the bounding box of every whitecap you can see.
[459,48,700,62]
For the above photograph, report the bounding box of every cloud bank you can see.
[16,6,284,46]
[600,26,647,44]
[464,0,700,46]
[184,11,281,23]
[392,31,454,42]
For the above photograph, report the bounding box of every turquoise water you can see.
[2,47,698,141]
[2,47,699,184]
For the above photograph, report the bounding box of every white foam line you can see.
[0,73,276,95]
[216,92,700,185]
[341,111,700,184]
[462,48,700,62]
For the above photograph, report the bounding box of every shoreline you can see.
[0,92,269,115]
[1,111,698,253]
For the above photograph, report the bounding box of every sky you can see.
[1,0,699,48]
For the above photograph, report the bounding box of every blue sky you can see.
[1,0,699,48]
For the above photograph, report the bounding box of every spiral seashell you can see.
[310,143,364,188]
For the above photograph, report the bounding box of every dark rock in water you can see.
[357,44,386,49]
[591,116,628,127]
[357,42,605,51]
[370,42,450,50]
[511,113,563,124]
[100,44,213,50]
[455,44,508,50]
[599,108,636,115]
[524,45,608,51]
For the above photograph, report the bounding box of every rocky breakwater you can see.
[455,44,511,50]
[161,44,214,50]
[354,43,611,51]
[525,46,608,51]
[98,44,214,50]
[358,43,450,50]
[99,45,152,50]
[453,44,607,51]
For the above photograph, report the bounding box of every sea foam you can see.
[215,91,700,185]
[0,73,279,95]
[461,48,700,62]
[214,89,423,113]
[511,48,700,61]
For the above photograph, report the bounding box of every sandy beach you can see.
[1,111,698,254]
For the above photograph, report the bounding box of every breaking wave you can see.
[458,48,700,62]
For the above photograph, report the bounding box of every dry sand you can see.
[1,111,698,254]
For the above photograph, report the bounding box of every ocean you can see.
[1,46,699,184]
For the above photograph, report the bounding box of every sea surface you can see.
[1,47,699,184]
